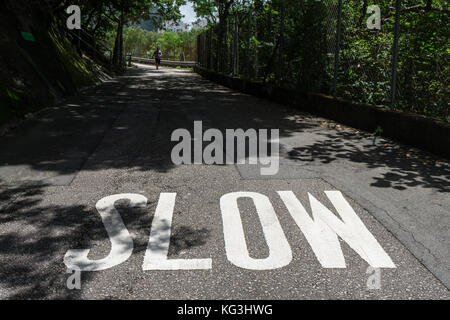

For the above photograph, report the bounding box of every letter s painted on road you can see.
[64,194,147,271]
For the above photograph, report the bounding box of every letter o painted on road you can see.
[220,192,292,270]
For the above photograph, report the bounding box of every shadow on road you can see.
[288,130,449,193]
[0,66,448,298]
[0,178,211,299]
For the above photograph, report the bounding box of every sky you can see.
[180,2,197,24]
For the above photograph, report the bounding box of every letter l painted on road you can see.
[142,193,212,270]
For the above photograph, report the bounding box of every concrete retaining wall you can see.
[195,66,449,159]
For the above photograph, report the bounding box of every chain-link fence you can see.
[197,0,449,121]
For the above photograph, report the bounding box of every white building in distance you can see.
[162,20,189,33]
[191,18,208,30]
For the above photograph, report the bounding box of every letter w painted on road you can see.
[278,191,395,268]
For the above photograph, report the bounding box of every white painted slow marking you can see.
[64,194,147,271]
[64,190,395,272]
[142,193,212,270]
[278,191,396,268]
[220,192,292,270]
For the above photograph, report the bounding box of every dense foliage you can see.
[36,0,449,120]
[196,0,449,120]
[117,27,202,61]
[42,0,186,65]
[43,1,202,62]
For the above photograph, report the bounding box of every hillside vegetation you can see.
[0,1,111,128]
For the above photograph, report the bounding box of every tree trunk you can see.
[112,11,124,66]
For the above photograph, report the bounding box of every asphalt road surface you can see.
[0,65,448,299]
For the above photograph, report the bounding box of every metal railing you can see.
[131,57,196,68]
[65,28,113,68]
[55,10,113,69]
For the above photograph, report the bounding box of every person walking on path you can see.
[153,47,162,70]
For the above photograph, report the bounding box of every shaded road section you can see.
[0,65,448,299]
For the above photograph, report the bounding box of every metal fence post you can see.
[212,29,217,72]
[208,29,213,70]
[254,14,258,80]
[277,0,285,83]
[198,34,201,67]
[205,32,208,68]
[232,17,235,76]
[245,8,252,81]
[333,0,343,97]
[202,33,206,67]
[233,15,239,76]
[225,18,231,74]
[203,33,205,67]
[390,0,401,106]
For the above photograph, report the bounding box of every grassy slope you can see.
[0,11,103,127]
